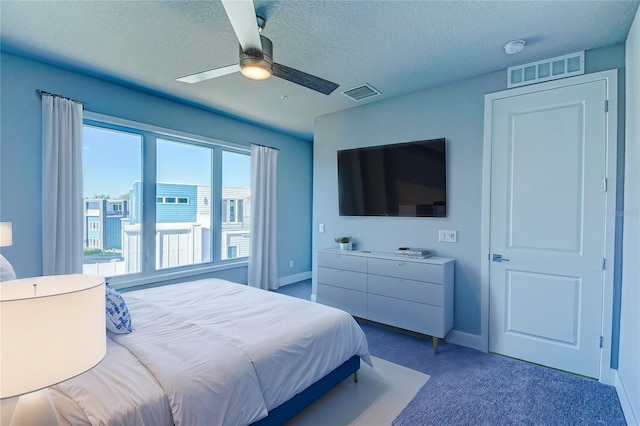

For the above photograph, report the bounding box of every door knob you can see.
[492,254,510,262]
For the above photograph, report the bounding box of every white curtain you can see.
[42,95,84,275]
[248,144,278,290]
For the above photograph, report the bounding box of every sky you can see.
[83,126,250,198]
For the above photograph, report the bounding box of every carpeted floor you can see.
[275,280,626,425]
[362,322,625,425]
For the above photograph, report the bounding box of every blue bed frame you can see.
[251,355,361,425]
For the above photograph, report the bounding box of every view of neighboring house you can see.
[83,198,129,251]
[83,183,250,276]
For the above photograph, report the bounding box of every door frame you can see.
[480,69,618,384]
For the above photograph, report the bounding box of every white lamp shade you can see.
[0,222,12,247]
[0,274,106,398]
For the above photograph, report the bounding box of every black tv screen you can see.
[337,138,446,217]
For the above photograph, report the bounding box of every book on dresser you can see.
[316,249,454,353]
[395,247,432,258]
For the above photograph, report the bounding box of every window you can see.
[156,139,212,269]
[222,198,246,223]
[237,199,244,222]
[82,116,251,280]
[221,151,251,260]
[156,196,190,204]
[82,125,142,276]
[229,199,236,222]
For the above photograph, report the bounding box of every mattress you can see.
[51,278,371,425]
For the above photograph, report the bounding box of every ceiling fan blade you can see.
[176,64,240,83]
[272,63,339,95]
[221,0,262,53]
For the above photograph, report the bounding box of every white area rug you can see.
[287,356,429,426]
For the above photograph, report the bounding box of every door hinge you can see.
[604,100,609,113]
[601,258,606,270]
[599,336,604,348]
[602,177,607,192]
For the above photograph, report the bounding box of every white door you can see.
[489,79,608,378]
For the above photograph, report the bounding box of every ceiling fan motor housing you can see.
[239,35,273,72]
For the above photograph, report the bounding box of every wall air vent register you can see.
[507,51,584,88]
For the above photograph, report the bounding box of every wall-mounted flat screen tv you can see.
[337,138,446,217]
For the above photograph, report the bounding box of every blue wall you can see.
[313,44,626,358]
[0,52,313,282]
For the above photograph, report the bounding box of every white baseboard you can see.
[615,370,639,426]
[279,271,311,287]
[600,367,615,386]
[446,330,486,352]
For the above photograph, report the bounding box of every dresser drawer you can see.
[368,258,444,284]
[368,294,445,337]
[368,274,443,306]
[317,267,367,292]
[318,252,367,273]
[317,284,367,318]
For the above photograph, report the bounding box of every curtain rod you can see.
[252,143,279,151]
[37,89,86,105]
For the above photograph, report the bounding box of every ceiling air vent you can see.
[341,84,381,101]
[507,51,584,88]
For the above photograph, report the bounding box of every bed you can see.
[49,278,372,425]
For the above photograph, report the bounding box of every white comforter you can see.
[127,279,372,410]
[51,278,371,426]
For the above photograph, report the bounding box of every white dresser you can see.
[317,249,454,352]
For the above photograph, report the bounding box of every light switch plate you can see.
[439,230,457,243]
[319,223,325,233]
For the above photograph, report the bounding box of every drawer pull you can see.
[398,262,406,266]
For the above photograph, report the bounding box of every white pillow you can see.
[105,285,133,334]
[0,254,16,281]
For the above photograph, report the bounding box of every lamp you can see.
[0,274,106,425]
[0,222,12,247]
[0,222,16,282]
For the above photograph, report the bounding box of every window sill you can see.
[107,259,248,290]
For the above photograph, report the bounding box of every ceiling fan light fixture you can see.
[239,35,273,80]
[240,59,272,80]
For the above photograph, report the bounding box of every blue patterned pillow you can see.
[105,285,132,334]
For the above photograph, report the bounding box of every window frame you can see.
[83,112,251,289]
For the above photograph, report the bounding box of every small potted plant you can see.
[335,236,352,250]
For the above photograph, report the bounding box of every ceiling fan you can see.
[176,0,339,95]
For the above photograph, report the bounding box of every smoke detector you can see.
[504,40,526,55]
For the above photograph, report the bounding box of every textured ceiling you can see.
[1,1,638,141]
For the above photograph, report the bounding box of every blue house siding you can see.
[130,182,198,224]
[156,183,197,223]
[104,217,122,250]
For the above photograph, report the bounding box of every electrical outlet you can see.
[319,223,325,233]
[439,230,457,243]
[289,260,294,268]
